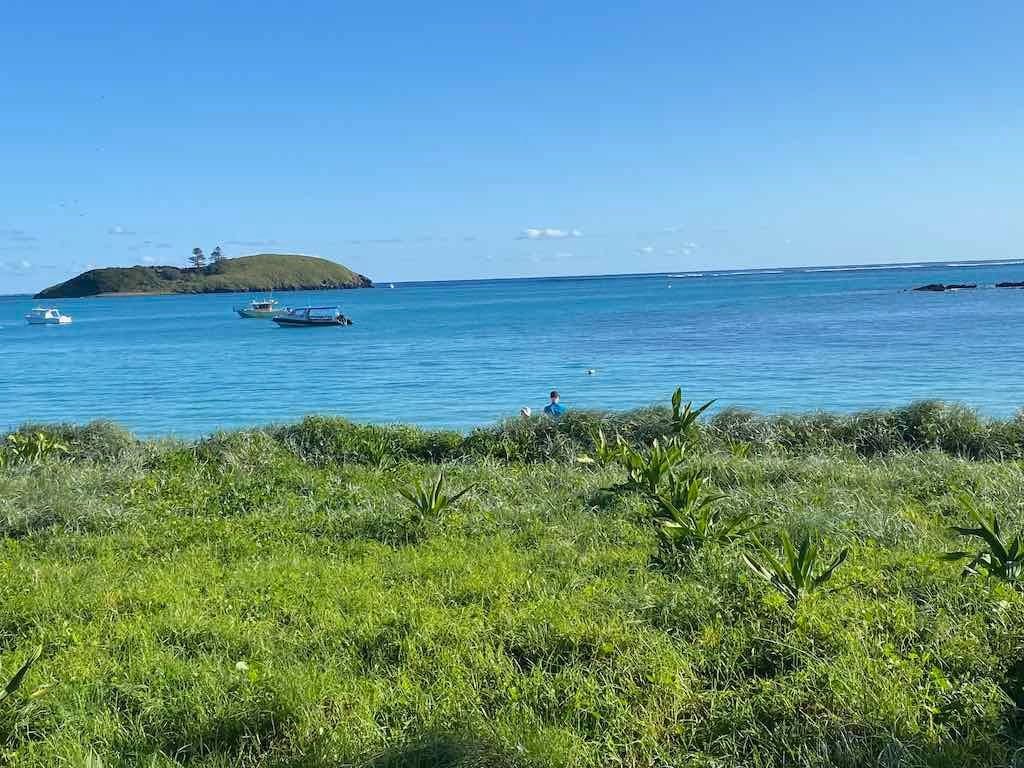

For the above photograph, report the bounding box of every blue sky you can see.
[1,1,1021,293]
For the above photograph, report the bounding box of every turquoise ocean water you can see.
[2,261,1023,437]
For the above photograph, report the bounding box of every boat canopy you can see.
[289,306,342,316]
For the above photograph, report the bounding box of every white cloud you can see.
[18,259,31,270]
[638,245,655,254]
[519,228,582,240]
[108,225,136,236]
[142,256,157,264]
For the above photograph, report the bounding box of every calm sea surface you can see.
[2,262,1023,437]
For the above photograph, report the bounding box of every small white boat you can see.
[235,298,282,318]
[25,307,72,325]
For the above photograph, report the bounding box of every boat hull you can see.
[25,314,72,325]
[272,316,352,327]
[236,308,281,318]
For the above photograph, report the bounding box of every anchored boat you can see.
[235,298,282,318]
[25,307,72,325]
[272,306,353,327]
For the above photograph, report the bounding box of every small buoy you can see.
[585,368,596,376]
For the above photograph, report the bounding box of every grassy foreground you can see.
[1,401,1023,766]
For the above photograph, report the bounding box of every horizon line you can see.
[3,255,1023,299]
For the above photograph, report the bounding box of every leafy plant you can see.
[727,440,751,460]
[592,428,624,465]
[5,431,68,464]
[576,428,624,467]
[743,532,848,605]
[362,435,398,470]
[942,494,1023,586]
[618,437,687,495]
[649,472,755,566]
[1,645,42,704]
[399,472,476,526]
[670,387,715,442]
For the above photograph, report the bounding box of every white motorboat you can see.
[235,298,282,318]
[25,307,72,325]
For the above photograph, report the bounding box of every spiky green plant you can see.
[942,495,1023,586]
[576,428,624,467]
[0,645,42,703]
[399,472,476,526]
[649,473,756,566]
[618,437,687,495]
[362,435,398,470]
[670,387,715,442]
[743,532,848,605]
[727,441,751,459]
[5,431,68,464]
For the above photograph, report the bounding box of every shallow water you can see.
[2,262,1023,436]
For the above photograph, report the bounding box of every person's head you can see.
[549,390,560,403]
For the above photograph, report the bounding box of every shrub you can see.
[272,416,464,466]
[707,401,1024,460]
[5,421,136,463]
[4,431,67,464]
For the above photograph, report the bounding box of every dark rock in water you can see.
[996,281,1024,289]
[912,283,977,292]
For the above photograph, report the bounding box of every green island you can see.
[2,396,1023,766]
[33,254,373,299]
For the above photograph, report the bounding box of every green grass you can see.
[1,403,1023,766]
[34,254,372,298]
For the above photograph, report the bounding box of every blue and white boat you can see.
[25,307,72,325]
[272,306,353,327]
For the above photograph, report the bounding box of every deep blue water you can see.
[2,261,1023,437]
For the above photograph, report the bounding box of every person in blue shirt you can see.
[543,390,566,417]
